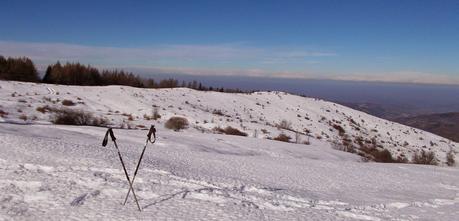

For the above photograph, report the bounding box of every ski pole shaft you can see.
[103,128,142,211]
[123,125,156,205]
[113,139,142,211]
[123,140,148,205]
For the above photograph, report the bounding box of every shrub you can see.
[446,149,455,166]
[212,109,224,116]
[371,149,394,163]
[0,110,8,117]
[358,138,397,163]
[165,116,189,131]
[359,146,395,163]
[52,108,107,126]
[214,126,247,136]
[412,150,438,165]
[332,124,345,136]
[19,114,27,121]
[61,99,76,106]
[273,133,291,142]
[36,105,53,113]
[127,115,134,121]
[332,140,356,153]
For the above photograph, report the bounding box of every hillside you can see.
[395,112,459,142]
[1,80,459,220]
[0,80,457,165]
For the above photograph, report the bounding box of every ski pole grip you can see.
[108,128,116,141]
[102,129,109,146]
[147,125,155,142]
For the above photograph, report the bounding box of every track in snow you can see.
[0,123,458,220]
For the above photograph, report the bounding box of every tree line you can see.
[0,55,244,93]
[0,55,40,82]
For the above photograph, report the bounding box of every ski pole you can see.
[103,128,142,211]
[123,125,156,205]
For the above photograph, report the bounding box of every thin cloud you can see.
[0,41,334,69]
[0,41,458,85]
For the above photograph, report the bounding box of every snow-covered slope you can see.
[0,80,456,165]
[1,80,459,220]
[1,123,458,220]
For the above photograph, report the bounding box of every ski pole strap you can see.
[147,125,156,143]
[102,128,117,147]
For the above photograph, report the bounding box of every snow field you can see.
[0,124,458,220]
[0,81,457,165]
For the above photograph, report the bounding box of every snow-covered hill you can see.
[1,80,459,220]
[0,80,456,165]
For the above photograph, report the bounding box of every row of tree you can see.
[0,55,245,93]
[0,56,40,82]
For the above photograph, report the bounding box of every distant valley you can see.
[395,112,459,142]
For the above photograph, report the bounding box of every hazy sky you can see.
[1,0,459,85]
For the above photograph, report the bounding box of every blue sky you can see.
[1,0,459,84]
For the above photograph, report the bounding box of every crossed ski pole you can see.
[102,128,142,211]
[123,125,156,205]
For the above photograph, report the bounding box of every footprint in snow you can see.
[70,190,100,206]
